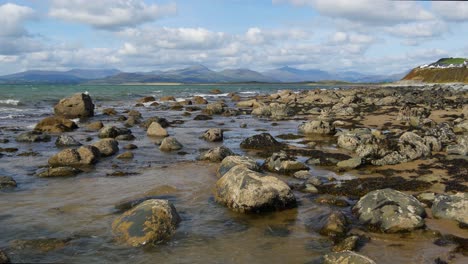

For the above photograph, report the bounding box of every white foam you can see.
[0,99,20,106]
[193,93,229,98]
[0,114,26,119]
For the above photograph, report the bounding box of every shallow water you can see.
[0,84,466,263]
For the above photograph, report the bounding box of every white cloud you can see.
[49,0,177,30]
[385,21,448,39]
[0,3,35,37]
[432,2,468,22]
[245,27,309,45]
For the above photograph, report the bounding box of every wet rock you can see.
[115,134,135,141]
[160,96,176,102]
[323,251,376,264]
[454,120,468,133]
[337,158,362,170]
[127,110,142,119]
[124,144,138,150]
[34,116,78,133]
[141,117,170,129]
[353,188,426,233]
[98,126,132,139]
[112,199,181,247]
[92,138,119,157]
[0,249,10,264]
[48,146,100,167]
[117,151,134,159]
[0,147,17,153]
[210,88,222,94]
[194,114,213,120]
[416,192,436,206]
[103,108,117,116]
[159,137,183,151]
[318,211,348,237]
[214,165,296,213]
[202,128,223,142]
[432,193,468,226]
[237,99,262,108]
[125,116,141,127]
[147,122,168,137]
[240,133,283,150]
[396,105,430,125]
[199,146,235,162]
[37,166,81,177]
[85,121,103,131]
[54,93,94,118]
[137,96,156,103]
[298,120,335,135]
[424,122,456,146]
[55,135,81,147]
[16,131,51,143]
[204,102,224,115]
[446,135,468,156]
[217,155,261,177]
[293,170,311,180]
[398,132,431,160]
[192,96,208,104]
[0,176,17,189]
[264,151,309,174]
[337,129,372,151]
[332,235,360,252]
[315,195,350,207]
[11,238,71,252]
[252,103,293,120]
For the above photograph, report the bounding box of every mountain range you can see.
[0,65,406,84]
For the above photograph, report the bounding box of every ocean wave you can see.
[192,93,230,98]
[0,99,21,106]
[0,114,26,119]
[239,91,257,94]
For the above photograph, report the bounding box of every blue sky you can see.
[0,0,467,75]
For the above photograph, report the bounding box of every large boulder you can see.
[54,93,94,118]
[298,120,335,135]
[198,146,235,162]
[323,251,376,264]
[264,151,309,174]
[0,176,17,189]
[48,146,100,167]
[147,122,168,137]
[112,199,181,247]
[55,135,82,147]
[159,137,183,151]
[16,131,51,143]
[34,116,78,133]
[240,133,283,150]
[92,139,119,157]
[214,165,296,213]
[98,126,132,139]
[432,193,468,226]
[202,128,223,142]
[353,189,425,233]
[216,155,261,177]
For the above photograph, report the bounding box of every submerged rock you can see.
[98,126,132,139]
[240,133,283,150]
[54,93,94,118]
[216,155,261,177]
[332,235,360,252]
[214,165,296,213]
[353,188,425,233]
[199,146,235,162]
[0,176,17,189]
[323,251,376,264]
[159,137,183,151]
[92,139,119,157]
[112,199,181,247]
[202,128,223,142]
[432,193,468,226]
[34,116,78,133]
[11,238,71,252]
[16,131,51,143]
[318,211,348,237]
[48,146,100,167]
[55,135,82,147]
[37,166,82,177]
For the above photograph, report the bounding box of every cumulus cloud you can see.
[385,21,448,39]
[49,0,177,30]
[432,2,468,22]
[244,27,309,45]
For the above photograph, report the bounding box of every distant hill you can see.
[0,69,120,84]
[402,57,468,83]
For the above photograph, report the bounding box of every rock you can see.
[85,121,104,131]
[115,134,135,141]
[202,128,223,142]
[217,155,261,177]
[446,135,468,156]
[127,110,142,119]
[92,139,119,157]
[332,236,360,252]
[432,193,468,226]
[416,192,436,206]
[193,114,213,120]
[323,251,376,264]
[337,158,362,170]
[240,133,283,150]
[214,165,296,213]
[210,88,222,94]
[353,188,426,233]
[453,120,468,133]
[337,129,372,151]
[137,96,156,103]
[48,146,100,167]
[237,99,261,108]
[98,126,131,139]
[199,146,235,162]
[147,122,169,137]
[264,151,309,174]
[55,135,82,147]
[293,170,311,180]
[141,117,170,129]
[10,238,70,252]
[16,131,51,143]
[112,199,181,247]
[117,151,134,159]
[252,103,293,120]
[424,122,456,145]
[124,144,138,150]
[0,249,10,264]
[0,176,17,189]
[396,105,430,124]
[125,116,140,127]
[54,93,94,118]
[318,211,348,237]
[34,116,78,133]
[298,120,335,135]
[398,132,431,161]
[204,103,224,115]
[103,108,117,116]
[37,166,81,177]
[160,96,176,102]
[192,96,208,104]
[159,137,183,151]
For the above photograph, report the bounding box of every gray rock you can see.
[323,251,376,264]
[432,193,468,225]
[446,135,468,156]
[332,236,360,252]
[92,139,119,157]
[159,137,183,151]
[54,93,94,118]
[264,151,309,174]
[240,133,283,150]
[293,170,311,180]
[55,135,82,147]
[217,155,261,177]
[337,158,361,170]
[16,131,51,143]
[48,146,100,167]
[214,165,296,213]
[147,122,168,137]
[98,126,132,139]
[202,128,223,142]
[34,116,78,133]
[112,199,181,247]
[298,120,335,135]
[353,188,426,233]
[37,166,81,177]
[204,102,224,115]
[252,103,293,120]
[0,176,17,189]
[199,146,235,162]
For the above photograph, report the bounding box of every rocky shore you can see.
[0,85,467,263]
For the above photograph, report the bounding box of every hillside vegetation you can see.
[402,58,468,83]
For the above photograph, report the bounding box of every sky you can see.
[0,0,467,75]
